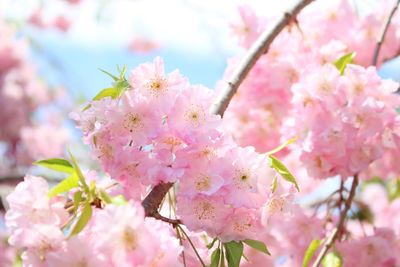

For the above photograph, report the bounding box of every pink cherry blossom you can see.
[285,64,400,179]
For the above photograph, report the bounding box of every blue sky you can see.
[31,31,228,100]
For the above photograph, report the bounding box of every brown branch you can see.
[141,182,174,217]
[152,213,181,227]
[372,0,400,66]
[140,0,316,224]
[0,174,24,186]
[210,0,315,116]
[311,175,359,267]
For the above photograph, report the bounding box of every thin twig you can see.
[177,225,206,267]
[0,174,24,186]
[176,227,187,267]
[152,212,181,226]
[338,180,345,211]
[311,175,359,267]
[372,0,400,66]
[210,0,315,116]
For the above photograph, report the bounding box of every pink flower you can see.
[51,15,71,32]
[46,236,110,267]
[177,194,229,237]
[178,159,225,197]
[91,202,182,266]
[338,228,400,267]
[17,124,69,164]
[6,176,68,232]
[128,56,188,113]
[108,94,162,146]
[285,64,400,179]
[167,85,220,144]
[223,146,270,208]
[219,208,263,242]
[230,5,263,48]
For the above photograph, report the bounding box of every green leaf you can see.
[243,239,271,255]
[12,253,22,267]
[98,68,119,81]
[98,188,112,204]
[68,151,89,193]
[224,241,243,267]
[88,182,97,202]
[333,52,356,75]
[117,65,128,79]
[221,247,226,267]
[266,137,297,156]
[33,158,73,174]
[70,201,92,236]
[93,87,118,100]
[302,239,321,267]
[83,87,118,111]
[386,179,400,201]
[114,79,130,96]
[269,155,300,191]
[48,173,79,198]
[361,176,385,191]
[73,191,83,213]
[349,201,374,223]
[210,248,221,267]
[83,67,130,111]
[322,252,343,267]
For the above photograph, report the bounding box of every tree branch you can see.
[152,213,182,227]
[0,174,24,186]
[311,175,359,267]
[372,0,400,66]
[210,0,315,116]
[142,182,174,218]
[141,0,316,224]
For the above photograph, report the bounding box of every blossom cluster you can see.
[0,17,68,170]
[72,57,285,241]
[0,19,49,142]
[285,64,400,179]
[221,0,400,154]
[5,175,182,267]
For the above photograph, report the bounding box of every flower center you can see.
[123,227,138,250]
[184,106,205,127]
[234,169,254,190]
[233,217,252,233]
[194,201,216,220]
[123,113,143,132]
[146,77,167,96]
[195,175,211,191]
